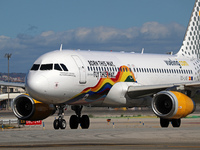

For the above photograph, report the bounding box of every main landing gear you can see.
[160,118,181,128]
[53,105,90,130]
[69,106,90,129]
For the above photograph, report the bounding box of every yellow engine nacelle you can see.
[152,91,195,119]
[13,94,56,121]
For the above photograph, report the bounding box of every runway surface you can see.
[0,110,200,149]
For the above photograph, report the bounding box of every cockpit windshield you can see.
[30,63,68,71]
[30,64,40,71]
[40,64,53,70]
[54,64,62,71]
[60,64,68,71]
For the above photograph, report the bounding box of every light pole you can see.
[4,53,12,110]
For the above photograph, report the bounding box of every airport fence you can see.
[0,119,18,125]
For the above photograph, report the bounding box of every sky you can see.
[0,0,195,73]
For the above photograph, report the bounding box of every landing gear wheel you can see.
[160,118,169,128]
[53,105,67,130]
[59,119,67,129]
[70,106,90,129]
[172,119,181,127]
[69,115,79,129]
[81,115,90,129]
[53,119,59,130]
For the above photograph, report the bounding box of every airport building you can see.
[0,86,25,110]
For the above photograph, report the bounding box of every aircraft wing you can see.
[127,84,174,98]
[0,81,25,89]
[127,82,200,99]
[183,82,200,88]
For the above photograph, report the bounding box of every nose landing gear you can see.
[53,105,66,130]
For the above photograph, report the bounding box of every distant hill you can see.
[0,72,26,82]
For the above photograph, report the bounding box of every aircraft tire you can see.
[53,119,59,130]
[160,118,169,128]
[172,119,181,128]
[69,115,79,129]
[81,115,90,129]
[59,119,66,129]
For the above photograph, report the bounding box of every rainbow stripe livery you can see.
[68,66,136,105]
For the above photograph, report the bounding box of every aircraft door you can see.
[72,55,87,84]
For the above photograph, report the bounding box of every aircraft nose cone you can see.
[26,73,49,101]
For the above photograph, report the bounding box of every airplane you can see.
[1,0,200,129]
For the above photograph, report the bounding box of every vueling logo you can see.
[164,59,189,68]
[179,61,189,66]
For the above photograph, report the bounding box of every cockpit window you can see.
[60,64,68,71]
[54,64,62,71]
[31,64,40,71]
[40,64,53,70]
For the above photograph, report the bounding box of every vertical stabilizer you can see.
[177,0,200,59]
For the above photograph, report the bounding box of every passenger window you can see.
[54,64,62,71]
[40,64,53,70]
[60,64,68,71]
[174,69,176,74]
[31,64,40,71]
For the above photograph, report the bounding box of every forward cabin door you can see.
[72,55,87,84]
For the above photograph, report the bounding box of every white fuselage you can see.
[25,50,199,106]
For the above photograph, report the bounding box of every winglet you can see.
[60,44,63,51]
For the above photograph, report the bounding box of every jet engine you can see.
[152,91,195,119]
[13,94,56,121]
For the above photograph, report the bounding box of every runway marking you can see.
[1,143,199,149]
[169,146,200,148]
[0,144,169,148]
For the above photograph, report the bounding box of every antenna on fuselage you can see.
[60,44,63,51]
[141,48,144,54]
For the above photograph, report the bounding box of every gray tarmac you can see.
[0,109,200,149]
